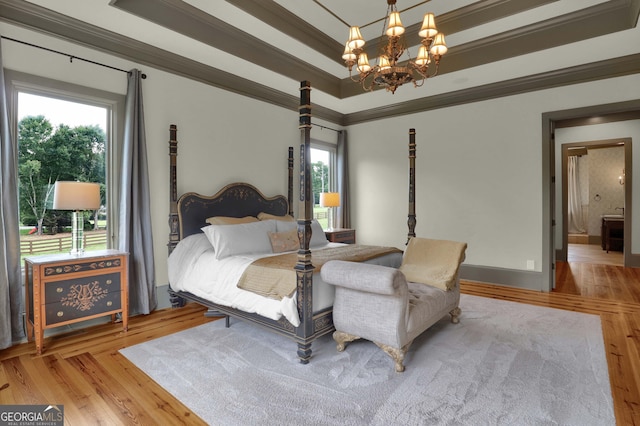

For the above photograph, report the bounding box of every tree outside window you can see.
[18,115,106,235]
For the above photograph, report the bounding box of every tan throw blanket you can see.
[399,237,467,291]
[237,245,402,300]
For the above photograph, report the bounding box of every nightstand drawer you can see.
[45,272,122,303]
[325,229,356,244]
[45,291,122,325]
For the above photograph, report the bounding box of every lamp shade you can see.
[319,192,340,208]
[53,181,101,210]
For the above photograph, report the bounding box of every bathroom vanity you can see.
[601,215,624,253]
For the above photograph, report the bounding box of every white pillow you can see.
[201,220,276,260]
[275,220,297,232]
[310,219,329,247]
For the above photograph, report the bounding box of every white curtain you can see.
[567,155,586,233]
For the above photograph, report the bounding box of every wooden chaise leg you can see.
[449,307,462,324]
[333,331,360,352]
[375,341,412,373]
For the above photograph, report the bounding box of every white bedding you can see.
[168,233,402,326]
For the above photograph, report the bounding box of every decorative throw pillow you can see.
[272,219,327,247]
[258,212,295,222]
[268,228,299,253]
[205,215,258,226]
[201,220,276,260]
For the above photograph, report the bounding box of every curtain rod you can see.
[311,122,340,133]
[0,36,147,79]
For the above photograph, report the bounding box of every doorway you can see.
[541,100,640,292]
[560,138,631,267]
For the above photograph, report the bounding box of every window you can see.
[7,71,125,258]
[311,143,336,229]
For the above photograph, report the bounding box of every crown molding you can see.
[342,53,640,125]
[340,0,640,98]
[109,0,342,97]
[1,0,639,126]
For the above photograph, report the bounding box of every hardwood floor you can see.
[1,276,639,424]
[568,242,623,266]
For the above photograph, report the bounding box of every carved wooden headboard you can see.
[176,182,289,239]
[168,123,294,253]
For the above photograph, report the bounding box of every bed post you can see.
[168,124,179,254]
[168,124,186,308]
[288,146,294,217]
[296,81,314,363]
[407,128,416,244]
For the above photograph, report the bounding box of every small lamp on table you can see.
[319,192,340,231]
[53,181,101,255]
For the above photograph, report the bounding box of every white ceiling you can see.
[6,0,640,120]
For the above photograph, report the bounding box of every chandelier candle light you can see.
[342,0,447,94]
[53,181,101,255]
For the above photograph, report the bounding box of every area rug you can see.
[120,294,614,425]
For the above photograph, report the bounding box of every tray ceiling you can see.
[1,0,639,124]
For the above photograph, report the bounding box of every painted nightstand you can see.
[24,249,128,355]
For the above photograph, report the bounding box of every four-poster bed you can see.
[167,81,417,363]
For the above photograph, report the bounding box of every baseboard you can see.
[459,264,544,291]
[157,284,173,310]
[627,253,640,268]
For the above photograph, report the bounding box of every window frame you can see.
[5,70,125,249]
[311,139,338,194]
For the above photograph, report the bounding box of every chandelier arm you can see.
[343,1,446,94]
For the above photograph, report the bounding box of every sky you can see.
[18,92,107,130]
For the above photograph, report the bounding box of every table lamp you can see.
[53,181,101,255]
[319,192,340,231]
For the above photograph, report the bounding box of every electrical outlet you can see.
[526,260,535,270]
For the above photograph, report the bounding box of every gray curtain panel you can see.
[118,69,157,315]
[0,41,26,349]
[336,130,350,229]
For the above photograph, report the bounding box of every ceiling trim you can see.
[109,0,341,97]
[0,0,342,123]
[342,53,640,125]
[340,0,640,98]
[225,0,342,65]
[111,0,640,99]
[1,0,638,126]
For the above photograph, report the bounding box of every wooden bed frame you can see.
[167,81,417,363]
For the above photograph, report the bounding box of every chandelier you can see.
[342,0,447,94]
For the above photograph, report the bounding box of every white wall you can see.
[349,75,640,274]
[3,22,640,288]
[1,24,303,287]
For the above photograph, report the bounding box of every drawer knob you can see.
[57,311,64,317]
[106,280,112,285]
[56,287,63,293]
[107,301,113,306]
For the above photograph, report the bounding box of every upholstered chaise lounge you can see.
[320,237,467,372]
